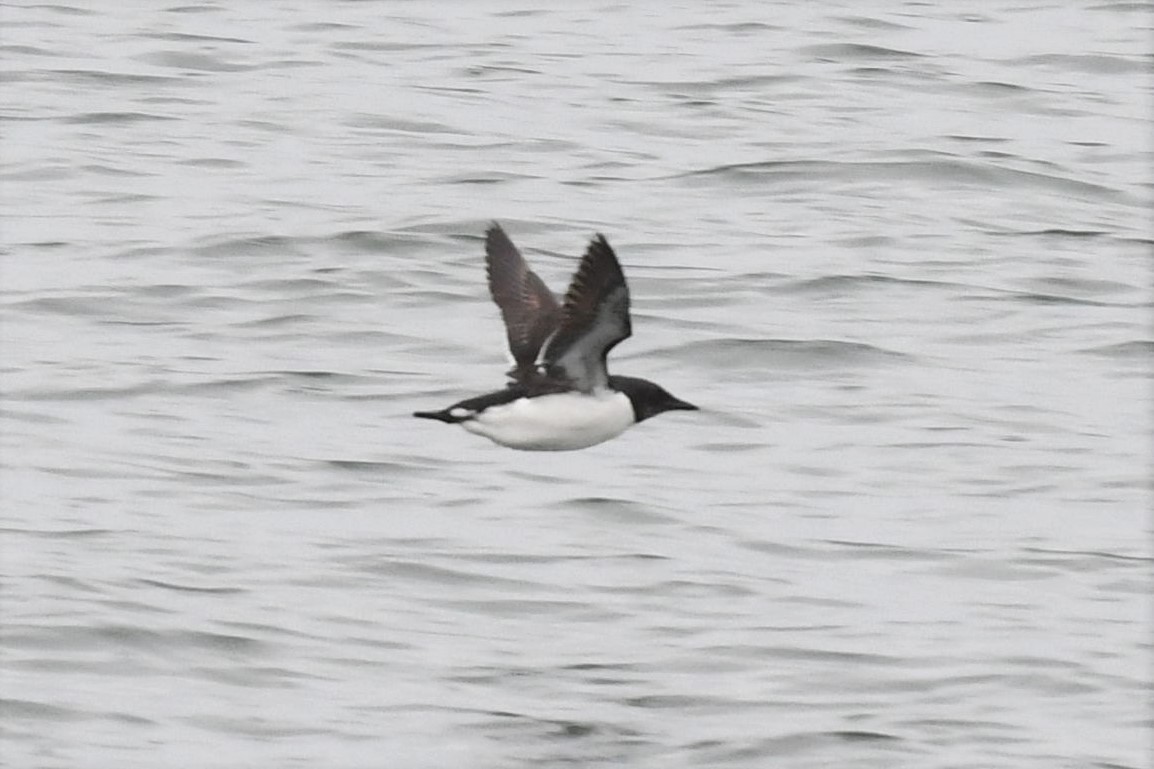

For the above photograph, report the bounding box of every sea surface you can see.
[1,2,1151,767]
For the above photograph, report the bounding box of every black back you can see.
[412,381,568,423]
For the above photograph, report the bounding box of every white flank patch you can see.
[461,390,634,451]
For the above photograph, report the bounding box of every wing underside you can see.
[484,223,561,378]
[542,234,632,393]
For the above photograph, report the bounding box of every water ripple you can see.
[1,3,1146,767]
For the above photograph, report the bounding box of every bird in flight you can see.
[413,223,697,450]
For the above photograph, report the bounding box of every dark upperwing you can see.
[541,234,632,393]
[484,223,561,382]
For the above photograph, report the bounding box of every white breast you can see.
[461,390,635,451]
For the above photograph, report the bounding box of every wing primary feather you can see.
[484,223,560,379]
[542,234,632,392]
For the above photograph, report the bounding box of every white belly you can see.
[462,390,635,451]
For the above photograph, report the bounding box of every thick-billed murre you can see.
[413,223,696,450]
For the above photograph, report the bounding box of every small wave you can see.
[182,715,327,737]
[0,408,69,425]
[833,15,913,31]
[0,527,113,539]
[466,64,544,77]
[628,73,802,94]
[827,730,902,743]
[1019,546,1154,566]
[7,381,167,401]
[31,4,94,15]
[1025,276,1139,297]
[1078,340,1154,360]
[326,229,448,256]
[737,539,831,560]
[697,729,903,763]
[437,171,539,185]
[173,157,246,168]
[344,114,462,135]
[947,134,1010,143]
[1090,1,1154,10]
[1001,228,1110,238]
[969,80,1032,93]
[62,111,175,124]
[673,21,782,33]
[0,164,75,181]
[6,374,284,402]
[6,295,115,318]
[653,337,911,373]
[326,459,441,477]
[777,273,965,296]
[1009,52,1147,74]
[190,234,309,259]
[329,40,441,53]
[148,32,254,45]
[0,45,58,57]
[823,539,967,563]
[694,441,764,453]
[967,290,1121,308]
[49,68,180,86]
[230,313,315,328]
[163,4,219,12]
[0,698,86,722]
[137,579,245,595]
[357,559,540,591]
[177,376,282,393]
[94,194,159,206]
[4,624,268,656]
[440,597,589,619]
[669,158,1132,204]
[553,496,677,526]
[239,277,341,293]
[135,51,254,73]
[802,43,925,60]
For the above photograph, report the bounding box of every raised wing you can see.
[485,223,561,379]
[541,234,632,393]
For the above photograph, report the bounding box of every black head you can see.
[609,375,698,423]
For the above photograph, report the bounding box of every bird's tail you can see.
[413,409,462,423]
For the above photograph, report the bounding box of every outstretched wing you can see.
[541,234,632,393]
[485,223,561,378]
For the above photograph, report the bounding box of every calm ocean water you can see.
[1,2,1150,767]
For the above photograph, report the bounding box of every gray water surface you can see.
[1,3,1150,768]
